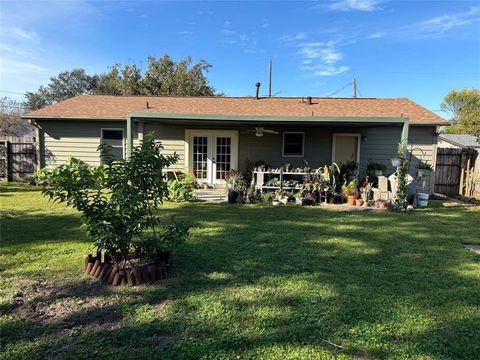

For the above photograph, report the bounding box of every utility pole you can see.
[353,77,357,98]
[268,60,272,97]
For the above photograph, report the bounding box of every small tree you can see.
[395,146,408,211]
[37,134,188,267]
[441,88,480,140]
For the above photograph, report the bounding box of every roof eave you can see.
[127,111,410,124]
[21,115,126,121]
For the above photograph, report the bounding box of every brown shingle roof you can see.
[23,95,447,125]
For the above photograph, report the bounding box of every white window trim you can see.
[100,128,125,160]
[331,133,361,165]
[282,131,305,157]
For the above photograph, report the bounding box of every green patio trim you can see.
[126,112,410,157]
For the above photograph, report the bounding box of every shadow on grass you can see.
[1,202,479,359]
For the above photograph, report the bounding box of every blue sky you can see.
[1,0,479,118]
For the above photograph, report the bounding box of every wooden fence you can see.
[0,136,37,182]
[435,147,480,198]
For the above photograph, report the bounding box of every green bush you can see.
[135,219,191,263]
[36,134,182,266]
[167,172,198,202]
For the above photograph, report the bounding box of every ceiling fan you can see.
[246,126,279,137]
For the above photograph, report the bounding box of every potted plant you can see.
[272,189,282,206]
[342,180,358,206]
[367,162,387,176]
[225,170,246,204]
[416,162,433,177]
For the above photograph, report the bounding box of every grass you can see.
[0,182,479,360]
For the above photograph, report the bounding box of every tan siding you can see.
[143,123,186,171]
[37,120,437,193]
[39,120,127,169]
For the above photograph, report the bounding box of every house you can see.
[22,94,448,194]
[438,134,480,149]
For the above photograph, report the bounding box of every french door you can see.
[186,130,238,185]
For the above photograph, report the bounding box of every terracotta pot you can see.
[85,262,93,274]
[99,264,110,280]
[108,266,118,284]
[90,260,101,275]
[347,195,356,206]
[148,265,158,281]
[142,268,152,283]
[93,264,103,278]
[355,199,364,207]
[377,202,387,209]
[113,270,125,286]
[121,276,127,286]
[133,267,143,285]
[85,254,93,271]
[126,270,135,286]
[102,267,112,282]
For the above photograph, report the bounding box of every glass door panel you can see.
[192,136,208,180]
[215,136,232,181]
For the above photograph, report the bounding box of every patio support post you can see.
[401,120,409,154]
[127,115,133,158]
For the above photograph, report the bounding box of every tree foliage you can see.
[36,134,189,266]
[441,88,480,140]
[25,55,219,110]
[0,97,33,136]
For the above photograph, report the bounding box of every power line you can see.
[326,82,352,97]
[0,90,27,96]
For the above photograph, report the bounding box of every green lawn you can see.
[1,183,479,360]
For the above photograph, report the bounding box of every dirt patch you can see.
[9,279,125,330]
[146,332,187,347]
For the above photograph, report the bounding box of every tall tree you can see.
[25,69,96,110]
[0,97,33,136]
[441,89,480,139]
[25,55,219,111]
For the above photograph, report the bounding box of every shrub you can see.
[36,134,181,267]
[135,219,191,263]
[167,172,198,202]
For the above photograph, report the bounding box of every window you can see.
[101,129,124,162]
[282,132,304,157]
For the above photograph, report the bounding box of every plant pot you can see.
[347,195,356,206]
[391,158,401,167]
[355,198,364,206]
[227,190,239,204]
[272,200,280,206]
[377,201,387,209]
[417,169,430,177]
[417,192,429,208]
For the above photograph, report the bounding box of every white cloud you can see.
[329,0,382,12]
[261,18,268,28]
[279,32,307,42]
[0,58,50,75]
[224,20,231,27]
[314,65,350,76]
[178,31,194,35]
[407,7,480,36]
[11,27,39,41]
[363,31,385,39]
[295,39,349,77]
